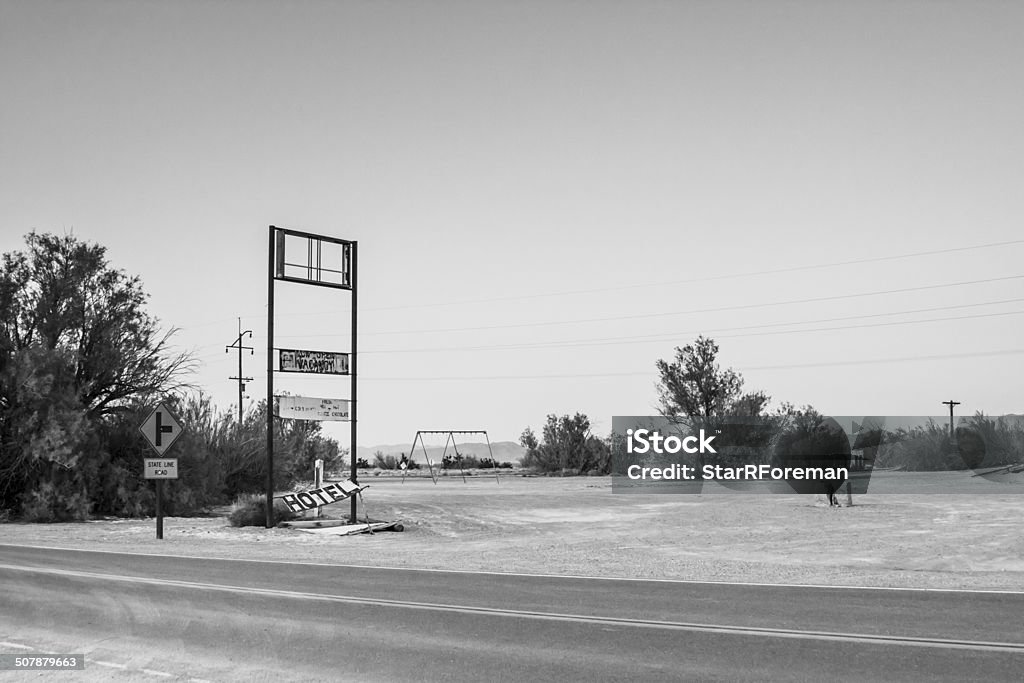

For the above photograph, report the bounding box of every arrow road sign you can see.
[139,403,184,455]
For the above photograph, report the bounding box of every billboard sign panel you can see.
[278,349,349,375]
[277,396,351,421]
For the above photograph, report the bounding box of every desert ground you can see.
[2,472,1023,591]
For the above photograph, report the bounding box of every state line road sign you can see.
[139,402,184,455]
[144,459,179,479]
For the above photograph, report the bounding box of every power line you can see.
[357,307,1024,355]
[359,237,1024,313]
[189,295,1024,360]
[270,273,1024,339]
[175,237,1024,329]
[352,348,1024,381]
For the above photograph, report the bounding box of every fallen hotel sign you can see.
[277,396,351,421]
[278,348,349,375]
[278,480,364,513]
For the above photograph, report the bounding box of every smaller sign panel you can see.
[278,349,350,375]
[277,480,364,513]
[277,396,351,421]
[139,403,184,455]
[144,458,179,479]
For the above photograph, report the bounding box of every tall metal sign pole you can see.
[267,226,357,528]
[267,228,276,528]
[350,242,358,523]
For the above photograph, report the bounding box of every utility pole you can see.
[226,318,254,429]
[942,400,960,439]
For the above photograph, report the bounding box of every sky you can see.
[3,1,1023,450]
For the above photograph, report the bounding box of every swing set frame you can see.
[405,430,500,484]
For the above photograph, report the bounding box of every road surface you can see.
[1,544,1022,681]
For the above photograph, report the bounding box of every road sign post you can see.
[139,403,184,540]
[156,479,163,539]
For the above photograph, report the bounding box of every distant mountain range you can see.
[356,441,525,465]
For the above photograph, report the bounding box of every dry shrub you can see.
[227,493,297,527]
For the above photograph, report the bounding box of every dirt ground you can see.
[2,473,1023,590]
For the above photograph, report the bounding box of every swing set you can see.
[405,430,500,484]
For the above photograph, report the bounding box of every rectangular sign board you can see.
[277,396,351,421]
[144,458,179,479]
[278,349,350,375]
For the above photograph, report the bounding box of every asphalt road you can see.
[1,544,1022,681]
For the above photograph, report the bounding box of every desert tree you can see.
[655,336,776,467]
[0,232,196,516]
[655,336,769,421]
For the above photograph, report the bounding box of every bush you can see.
[374,452,400,469]
[374,452,421,470]
[442,454,465,469]
[227,493,297,527]
[519,415,612,474]
[20,480,93,522]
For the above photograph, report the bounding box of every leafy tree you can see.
[655,336,778,466]
[0,232,195,517]
[655,336,768,421]
[0,232,194,417]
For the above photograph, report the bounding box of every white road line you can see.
[3,562,1024,654]
[0,642,34,650]
[3,542,1023,595]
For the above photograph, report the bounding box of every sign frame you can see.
[269,226,359,527]
[273,227,353,290]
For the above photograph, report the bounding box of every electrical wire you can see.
[351,348,1024,381]
[175,237,1024,330]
